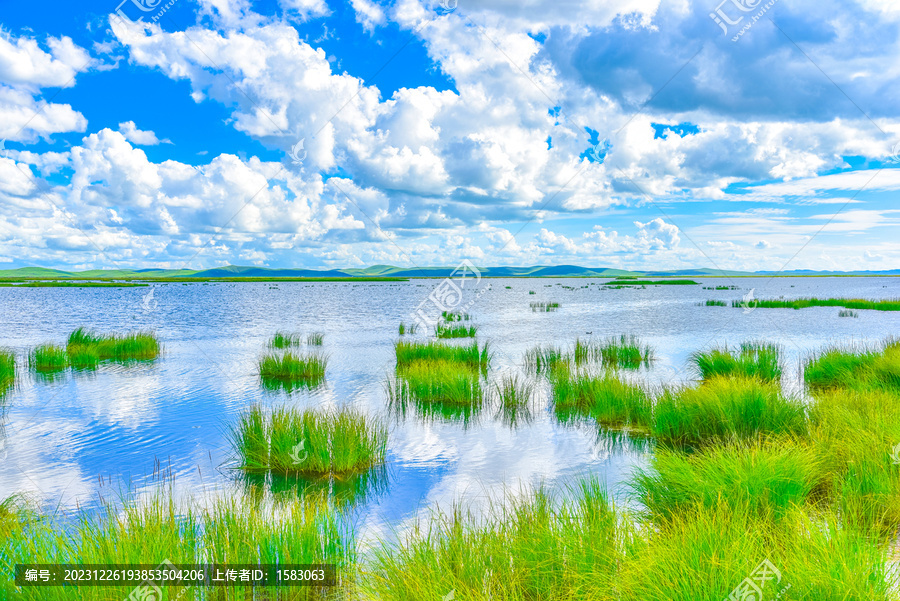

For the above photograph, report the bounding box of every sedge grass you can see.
[552,369,651,429]
[652,376,806,444]
[232,405,386,475]
[523,345,566,374]
[805,340,900,393]
[65,327,160,362]
[28,344,68,373]
[441,311,471,322]
[66,344,100,370]
[702,299,728,306]
[630,438,821,522]
[692,342,781,382]
[258,351,327,389]
[398,322,418,335]
[595,334,653,369]
[390,359,483,406]
[435,322,477,339]
[307,332,325,346]
[839,309,860,317]
[270,331,302,348]
[395,340,490,373]
[0,349,16,393]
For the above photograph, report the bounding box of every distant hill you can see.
[0,264,897,280]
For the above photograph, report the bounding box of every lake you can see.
[1,276,898,546]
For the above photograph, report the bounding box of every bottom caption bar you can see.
[15,563,336,587]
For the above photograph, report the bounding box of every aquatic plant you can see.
[523,345,566,374]
[732,297,900,311]
[702,299,728,306]
[596,334,653,369]
[65,328,160,362]
[552,370,651,429]
[692,341,781,382]
[610,279,698,286]
[804,340,900,393]
[67,344,100,370]
[307,332,324,346]
[839,309,859,317]
[398,322,418,336]
[258,351,327,388]
[434,322,477,339]
[652,376,806,444]
[395,340,490,372]
[390,359,482,406]
[29,344,68,373]
[232,405,386,475]
[0,350,15,393]
[630,438,821,521]
[441,311,471,322]
[494,374,534,409]
[270,331,302,348]
[530,301,560,312]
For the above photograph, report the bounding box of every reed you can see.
[232,405,386,475]
[731,296,900,311]
[692,341,781,382]
[258,351,327,388]
[652,376,806,444]
[29,344,68,373]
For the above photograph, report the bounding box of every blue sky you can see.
[1,0,899,271]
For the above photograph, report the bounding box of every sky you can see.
[0,0,899,272]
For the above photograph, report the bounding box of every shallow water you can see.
[0,276,898,544]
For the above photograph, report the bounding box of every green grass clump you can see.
[435,322,477,339]
[441,311,471,322]
[552,370,651,428]
[364,480,619,601]
[702,299,727,306]
[233,405,386,475]
[495,374,533,409]
[839,309,859,317]
[805,340,900,393]
[530,301,560,312]
[0,350,16,393]
[595,334,653,369]
[66,344,100,370]
[395,340,490,373]
[398,322,418,335]
[611,279,698,286]
[29,344,68,373]
[631,438,821,521]
[307,332,324,346]
[258,351,327,388]
[390,359,482,406]
[732,296,900,311]
[270,331,302,348]
[523,345,566,373]
[65,328,160,362]
[692,341,781,382]
[652,376,806,444]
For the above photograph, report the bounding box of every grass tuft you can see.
[307,332,324,346]
[692,342,781,382]
[552,370,651,429]
[270,331,302,348]
[0,350,15,394]
[435,322,477,339]
[390,359,482,406]
[258,351,327,389]
[29,344,68,373]
[530,301,560,312]
[65,328,160,362]
[395,340,490,373]
[839,309,859,318]
[523,345,567,374]
[732,296,900,312]
[805,340,900,393]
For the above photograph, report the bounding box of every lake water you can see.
[1,276,898,546]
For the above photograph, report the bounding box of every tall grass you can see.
[67,344,100,370]
[652,376,806,444]
[732,296,900,311]
[395,340,490,373]
[258,351,327,389]
[29,344,68,373]
[692,342,781,382]
[435,322,477,339]
[232,405,386,475]
[65,327,160,361]
[805,340,900,393]
[494,374,533,409]
[364,480,619,601]
[552,370,652,429]
[523,345,566,373]
[593,334,653,369]
[307,332,324,346]
[390,359,482,406]
[630,438,821,521]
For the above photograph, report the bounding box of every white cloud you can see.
[118,121,171,145]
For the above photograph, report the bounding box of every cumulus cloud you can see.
[118,121,171,145]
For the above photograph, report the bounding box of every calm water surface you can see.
[0,276,898,546]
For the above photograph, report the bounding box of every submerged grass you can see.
[29,344,68,373]
[692,342,781,382]
[258,351,327,388]
[732,296,900,311]
[652,376,806,444]
[233,405,386,475]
